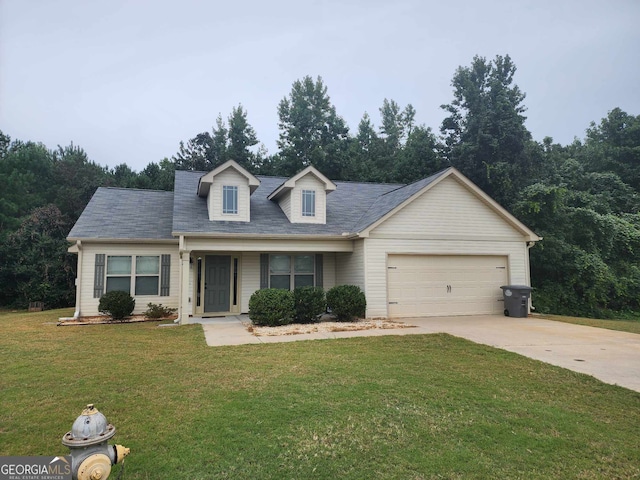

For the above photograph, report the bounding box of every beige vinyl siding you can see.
[335,239,365,290]
[372,176,524,240]
[289,174,327,224]
[322,252,337,290]
[238,251,336,313]
[240,252,260,313]
[79,243,179,317]
[279,192,292,221]
[208,169,251,222]
[364,238,528,317]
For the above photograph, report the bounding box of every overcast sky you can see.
[1,0,639,172]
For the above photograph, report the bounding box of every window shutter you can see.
[94,254,105,298]
[160,254,171,296]
[260,254,269,289]
[315,254,323,288]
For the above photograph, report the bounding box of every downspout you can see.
[74,240,82,318]
[526,240,539,313]
[177,235,186,324]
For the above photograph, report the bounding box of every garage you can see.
[387,254,509,318]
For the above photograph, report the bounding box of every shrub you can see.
[144,303,177,319]
[98,290,135,321]
[294,286,326,323]
[326,285,366,321]
[248,289,295,326]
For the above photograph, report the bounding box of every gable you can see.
[207,168,251,222]
[371,176,526,240]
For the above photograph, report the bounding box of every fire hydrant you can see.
[62,404,130,480]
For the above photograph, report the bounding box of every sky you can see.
[1,0,639,172]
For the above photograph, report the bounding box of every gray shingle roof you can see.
[68,188,175,240]
[69,169,450,240]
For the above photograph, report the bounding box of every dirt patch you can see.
[249,319,415,337]
[57,314,178,326]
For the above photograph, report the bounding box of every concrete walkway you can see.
[194,315,640,393]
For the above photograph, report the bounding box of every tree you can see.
[52,144,108,221]
[440,54,533,206]
[173,106,262,173]
[136,158,175,191]
[0,139,55,234]
[1,205,76,308]
[391,126,443,183]
[277,75,349,178]
[581,108,640,190]
[227,104,260,172]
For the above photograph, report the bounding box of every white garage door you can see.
[387,255,508,318]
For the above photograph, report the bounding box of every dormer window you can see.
[223,186,238,215]
[302,190,315,217]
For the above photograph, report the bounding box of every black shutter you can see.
[260,254,269,289]
[160,254,171,296]
[315,254,323,288]
[94,254,105,298]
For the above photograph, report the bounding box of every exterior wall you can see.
[208,169,251,222]
[362,176,531,318]
[183,249,339,315]
[363,238,528,318]
[240,252,260,313]
[77,242,180,317]
[335,239,365,290]
[323,252,337,290]
[279,192,292,222]
[280,174,327,224]
[372,176,524,240]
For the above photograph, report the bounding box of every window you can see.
[269,254,315,289]
[302,190,315,217]
[105,255,160,295]
[106,256,131,293]
[223,186,238,214]
[135,256,159,295]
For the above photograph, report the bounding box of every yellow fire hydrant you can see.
[62,404,129,480]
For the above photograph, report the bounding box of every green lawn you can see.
[537,313,640,334]
[1,309,639,479]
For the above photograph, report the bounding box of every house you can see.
[67,160,541,323]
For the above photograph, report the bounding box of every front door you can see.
[204,255,231,313]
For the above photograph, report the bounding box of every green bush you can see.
[249,289,295,326]
[294,286,326,323]
[326,285,366,321]
[144,303,177,319]
[98,290,135,321]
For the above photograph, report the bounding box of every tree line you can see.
[1,54,639,318]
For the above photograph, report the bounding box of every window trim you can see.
[268,254,316,290]
[301,189,316,217]
[105,255,161,296]
[222,185,238,215]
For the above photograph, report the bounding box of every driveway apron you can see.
[411,315,640,393]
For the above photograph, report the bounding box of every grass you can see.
[537,313,640,334]
[1,309,639,479]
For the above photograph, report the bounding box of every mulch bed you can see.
[57,314,178,326]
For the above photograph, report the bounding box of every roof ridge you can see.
[98,186,174,194]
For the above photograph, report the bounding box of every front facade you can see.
[67,161,541,323]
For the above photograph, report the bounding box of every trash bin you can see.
[500,285,533,318]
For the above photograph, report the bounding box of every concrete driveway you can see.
[412,315,640,393]
[198,315,640,393]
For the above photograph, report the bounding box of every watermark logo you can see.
[0,456,71,480]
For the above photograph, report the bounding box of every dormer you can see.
[267,166,336,224]
[197,160,260,222]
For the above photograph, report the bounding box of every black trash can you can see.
[500,285,533,318]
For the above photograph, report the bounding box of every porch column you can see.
[178,250,192,324]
